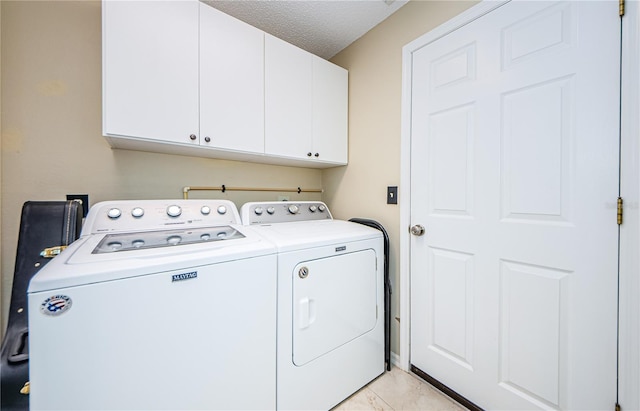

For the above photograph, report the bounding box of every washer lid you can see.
[28,225,276,293]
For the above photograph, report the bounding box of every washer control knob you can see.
[166,205,182,217]
[288,204,299,215]
[217,205,227,215]
[266,206,275,215]
[309,205,317,213]
[201,206,211,215]
[167,235,182,245]
[318,205,326,212]
[254,207,264,216]
[131,207,144,218]
[107,208,122,219]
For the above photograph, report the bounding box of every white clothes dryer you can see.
[241,201,385,411]
[28,199,277,410]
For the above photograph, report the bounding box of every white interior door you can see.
[409,1,620,409]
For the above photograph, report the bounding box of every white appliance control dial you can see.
[288,205,299,214]
[217,205,227,215]
[167,235,182,245]
[309,205,317,212]
[254,207,264,215]
[267,207,275,215]
[107,208,122,219]
[318,205,326,212]
[200,206,211,215]
[131,207,144,218]
[166,205,182,217]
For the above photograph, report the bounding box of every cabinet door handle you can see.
[189,134,197,141]
[307,152,312,157]
[204,136,211,143]
[314,153,319,157]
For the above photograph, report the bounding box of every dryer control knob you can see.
[309,205,317,212]
[288,205,299,214]
[254,207,264,215]
[107,208,122,219]
[217,205,227,215]
[167,205,182,217]
[131,207,144,218]
[201,206,211,215]
[318,205,326,212]
[267,206,275,215]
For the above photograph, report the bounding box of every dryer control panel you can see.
[241,201,333,225]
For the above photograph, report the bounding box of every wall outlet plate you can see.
[387,186,398,205]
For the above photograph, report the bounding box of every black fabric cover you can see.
[1,201,83,411]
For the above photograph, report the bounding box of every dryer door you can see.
[293,249,378,366]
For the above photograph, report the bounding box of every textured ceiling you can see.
[204,0,409,59]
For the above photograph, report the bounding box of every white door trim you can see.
[399,2,640,409]
[619,1,640,409]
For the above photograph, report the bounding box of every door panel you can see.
[293,250,377,366]
[103,0,199,144]
[264,35,313,159]
[199,3,264,152]
[410,1,620,409]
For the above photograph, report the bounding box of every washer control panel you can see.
[82,199,241,235]
[241,201,332,225]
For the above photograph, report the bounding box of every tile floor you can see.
[332,367,466,411]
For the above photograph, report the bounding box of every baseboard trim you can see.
[390,351,402,369]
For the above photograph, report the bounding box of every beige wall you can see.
[325,0,477,355]
[0,1,322,333]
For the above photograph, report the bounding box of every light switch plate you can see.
[387,186,398,205]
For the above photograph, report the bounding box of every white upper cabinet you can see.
[103,0,199,145]
[312,56,348,164]
[200,4,264,153]
[103,0,347,168]
[265,35,348,166]
[265,35,313,160]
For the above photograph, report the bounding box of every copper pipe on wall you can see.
[182,185,323,199]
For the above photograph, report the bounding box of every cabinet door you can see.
[200,4,264,153]
[103,0,199,145]
[312,57,348,164]
[265,35,313,160]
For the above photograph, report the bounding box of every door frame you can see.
[399,1,640,408]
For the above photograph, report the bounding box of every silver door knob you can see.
[410,224,425,236]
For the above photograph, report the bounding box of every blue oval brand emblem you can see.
[40,295,72,316]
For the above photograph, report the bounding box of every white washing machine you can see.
[241,201,385,411]
[28,199,277,410]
